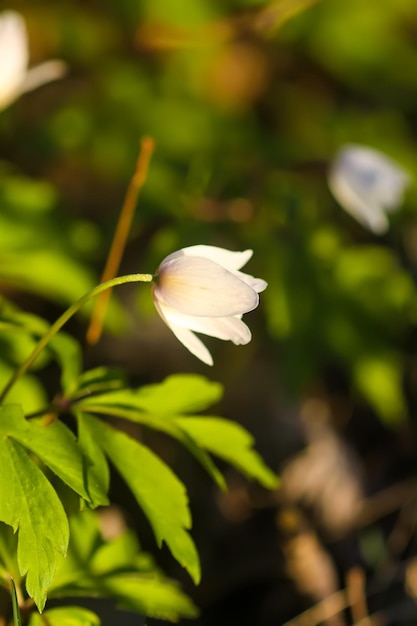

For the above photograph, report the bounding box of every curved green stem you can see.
[0,273,153,404]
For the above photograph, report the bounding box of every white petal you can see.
[235,271,268,294]
[329,144,411,234]
[180,245,267,292]
[155,255,259,317]
[157,301,252,344]
[20,59,67,95]
[180,245,254,271]
[329,167,388,234]
[0,11,28,109]
[154,298,213,365]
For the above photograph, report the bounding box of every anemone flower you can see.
[328,144,411,234]
[152,245,267,365]
[0,10,66,112]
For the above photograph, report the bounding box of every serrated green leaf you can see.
[71,367,127,399]
[50,509,153,594]
[175,417,279,489]
[128,374,223,414]
[81,414,200,584]
[0,405,108,507]
[104,574,199,621]
[0,438,69,610]
[49,509,198,622]
[29,606,100,626]
[76,413,110,500]
[75,400,225,490]
[73,373,227,489]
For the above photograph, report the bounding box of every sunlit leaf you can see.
[0,435,68,610]
[0,362,47,415]
[49,508,199,623]
[71,367,127,399]
[354,353,407,425]
[130,374,223,414]
[75,399,225,490]
[29,606,100,626]
[175,416,279,489]
[104,574,198,621]
[76,412,110,499]
[80,414,200,584]
[0,250,95,306]
[0,405,108,507]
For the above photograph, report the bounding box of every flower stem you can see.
[0,273,153,404]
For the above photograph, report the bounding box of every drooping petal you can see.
[234,271,268,294]
[20,59,67,95]
[156,300,252,344]
[180,245,254,271]
[155,256,259,317]
[153,298,213,365]
[0,11,28,110]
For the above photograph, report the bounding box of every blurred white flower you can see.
[0,10,67,111]
[152,245,267,365]
[328,144,411,234]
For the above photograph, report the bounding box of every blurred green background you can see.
[2,0,417,623]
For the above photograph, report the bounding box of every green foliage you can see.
[1,0,417,623]
[78,413,201,584]
[0,433,68,611]
[48,509,199,622]
[30,607,100,626]
[0,311,277,619]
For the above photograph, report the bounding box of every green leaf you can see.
[175,417,279,489]
[0,405,108,507]
[50,509,155,593]
[75,400,225,490]
[73,373,226,489]
[49,509,199,622]
[48,333,82,396]
[0,438,69,610]
[0,362,47,415]
[71,367,127,399]
[0,250,96,307]
[29,606,100,626]
[11,578,22,626]
[76,413,110,499]
[354,353,407,425]
[104,574,199,621]
[0,304,81,408]
[128,374,223,414]
[81,414,200,584]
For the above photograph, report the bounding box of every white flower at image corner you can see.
[0,10,67,112]
[328,144,411,234]
[152,245,268,366]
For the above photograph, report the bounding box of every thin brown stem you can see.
[86,136,155,345]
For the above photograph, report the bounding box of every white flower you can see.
[328,144,411,234]
[0,10,67,112]
[152,245,267,365]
